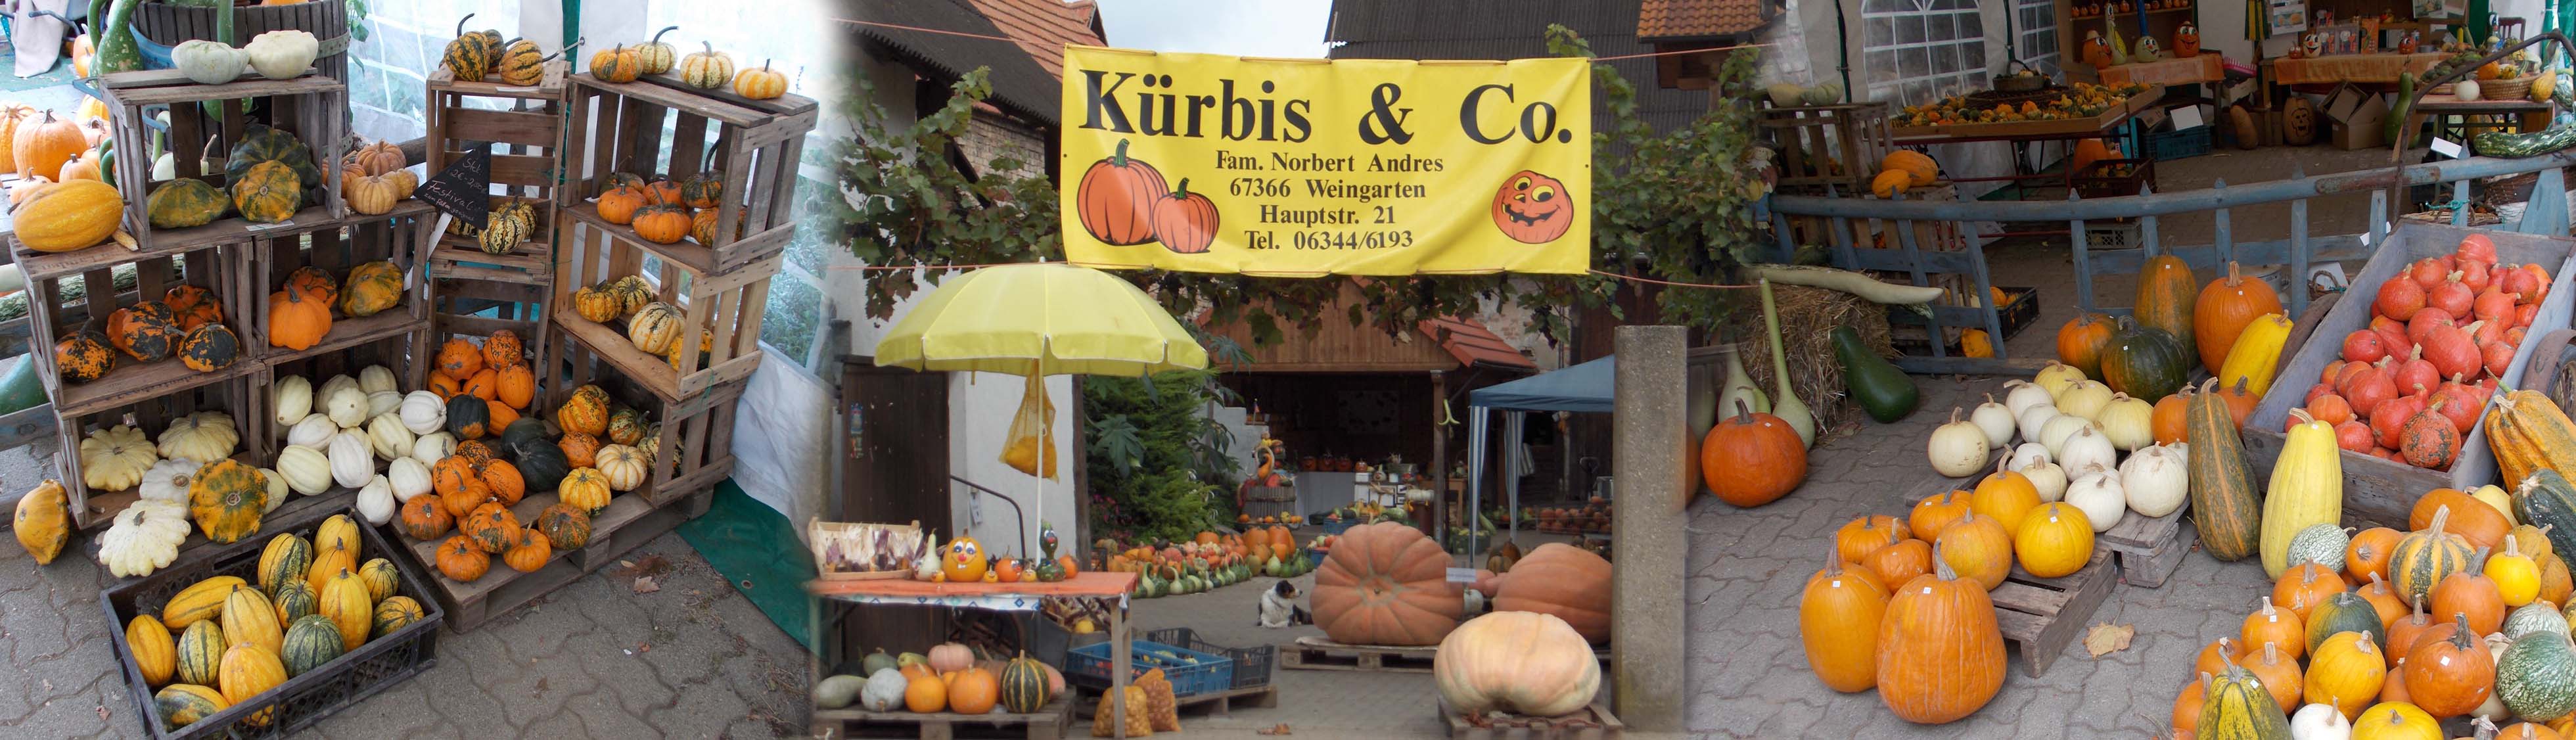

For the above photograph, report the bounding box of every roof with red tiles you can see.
[1635,0,1776,41]
[1420,317,1536,371]
[962,0,1104,80]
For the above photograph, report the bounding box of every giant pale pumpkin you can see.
[1875,552,2005,724]
[1489,543,1611,643]
[2134,253,2201,371]
[1433,611,1601,718]
[1799,552,1888,692]
[1309,522,1464,646]
[2195,262,2285,375]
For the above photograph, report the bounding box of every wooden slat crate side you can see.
[547,212,776,402]
[102,78,350,255]
[54,373,259,528]
[557,80,814,268]
[540,331,743,504]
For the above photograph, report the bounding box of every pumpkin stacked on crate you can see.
[423,43,570,287]
[246,204,439,364]
[105,507,440,736]
[2149,484,2576,739]
[814,641,1069,718]
[393,330,607,582]
[266,362,442,530]
[94,52,349,254]
[337,138,419,216]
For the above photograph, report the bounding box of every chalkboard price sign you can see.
[416,145,493,229]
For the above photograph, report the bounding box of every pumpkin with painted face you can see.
[942,535,988,583]
[1490,170,1573,244]
[2174,22,2200,58]
[2079,31,2111,69]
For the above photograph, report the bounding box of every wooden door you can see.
[829,358,952,667]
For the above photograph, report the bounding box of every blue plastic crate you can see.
[2146,126,2211,161]
[1318,519,1354,536]
[1066,639,1235,697]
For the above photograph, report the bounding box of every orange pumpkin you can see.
[1799,552,1889,692]
[1933,515,2013,590]
[2431,563,2506,637]
[2273,563,2348,622]
[2056,313,2117,380]
[2150,385,2193,446]
[463,368,499,400]
[2412,493,2510,552]
[436,338,484,381]
[1833,515,1910,564]
[1862,538,1933,588]
[2349,526,2404,586]
[478,460,525,505]
[1308,522,1462,645]
[1873,549,2004,724]
[1488,169,1577,243]
[1909,490,1975,542]
[2401,613,2494,716]
[946,667,1000,714]
[2195,262,2285,374]
[1700,402,1806,507]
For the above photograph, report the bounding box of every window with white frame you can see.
[2015,0,2061,75]
[1862,0,1989,107]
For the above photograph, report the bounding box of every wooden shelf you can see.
[51,351,258,419]
[12,201,434,283]
[550,306,758,404]
[97,68,340,105]
[564,201,759,277]
[255,310,428,366]
[429,234,552,285]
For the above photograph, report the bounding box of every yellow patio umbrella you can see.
[874,263,1210,480]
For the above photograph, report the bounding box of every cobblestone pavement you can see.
[1686,375,2270,738]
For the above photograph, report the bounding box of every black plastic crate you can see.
[102,505,444,739]
[1889,286,2041,357]
[2071,158,2156,201]
[1144,627,1276,691]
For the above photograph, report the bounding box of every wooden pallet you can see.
[1992,557,2118,678]
[1070,683,1278,719]
[2099,508,2192,588]
[390,484,714,631]
[1438,699,1623,740]
[811,693,1071,740]
[1283,637,1609,674]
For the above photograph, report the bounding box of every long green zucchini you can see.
[2479,69,2576,157]
[1743,264,1945,304]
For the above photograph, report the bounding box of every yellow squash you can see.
[2216,312,2291,398]
[2262,410,2344,578]
[2488,389,2576,487]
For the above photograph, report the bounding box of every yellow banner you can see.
[1059,47,1590,276]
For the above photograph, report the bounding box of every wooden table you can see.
[2099,55,2225,87]
[807,572,1146,737]
[2405,95,2557,152]
[2266,51,2449,85]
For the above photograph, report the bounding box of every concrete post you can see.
[1611,326,1687,731]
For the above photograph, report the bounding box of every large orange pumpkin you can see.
[1934,515,2014,590]
[946,667,1000,714]
[1309,522,1463,646]
[2410,493,2510,552]
[2194,261,2285,374]
[1701,401,1806,507]
[12,111,85,181]
[1489,543,1611,643]
[2403,613,2494,716]
[1072,139,1166,246]
[1874,553,2005,724]
[1800,552,1888,692]
[2069,138,2115,176]
[2056,313,2118,380]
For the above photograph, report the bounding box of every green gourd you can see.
[1759,279,1814,446]
[2186,379,2263,562]
[2388,72,2418,143]
[2498,631,2576,721]
[93,0,145,74]
[0,353,45,415]
[2479,71,2576,157]
[1830,325,1918,423]
[1719,343,1767,416]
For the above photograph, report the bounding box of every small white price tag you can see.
[244,220,296,231]
[1446,567,1477,584]
[2431,138,2466,158]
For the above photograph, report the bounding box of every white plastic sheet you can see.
[733,350,831,541]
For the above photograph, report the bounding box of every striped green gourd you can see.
[2185,378,2262,561]
[258,533,313,597]
[271,580,317,624]
[281,614,346,677]
[2304,591,2387,655]
[2196,657,2291,739]
[2389,506,2479,603]
[371,596,425,639]
[2285,524,2351,573]
[173,620,226,687]
[998,653,1051,713]
[2497,630,2576,721]
[2517,469,2576,559]
[152,683,228,730]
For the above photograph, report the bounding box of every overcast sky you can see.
[1094,1,1334,58]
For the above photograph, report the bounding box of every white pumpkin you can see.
[2039,415,2094,457]
[244,29,319,80]
[157,411,238,463]
[256,467,288,513]
[1928,409,1990,477]
[287,413,338,449]
[328,431,373,489]
[169,39,248,85]
[96,499,191,577]
[357,475,396,524]
[2096,392,2155,451]
[399,390,446,435]
[358,365,399,396]
[2001,380,2056,419]
[860,668,909,712]
[2005,442,2052,471]
[2015,405,2060,445]
[136,457,202,503]
[366,413,415,461]
[2033,362,2086,398]
[272,375,313,428]
[2119,444,2189,517]
[2288,701,2349,740]
[274,445,333,495]
[1969,394,2015,450]
[2057,380,2115,421]
[388,457,432,501]
[79,425,158,492]
[2458,78,2484,102]
[2472,634,2512,722]
[412,432,457,466]
[325,383,369,429]
[2065,471,2127,532]
[366,390,403,421]
[2058,425,2118,478]
[2019,459,2069,503]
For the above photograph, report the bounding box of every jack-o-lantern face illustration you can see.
[1491,170,1574,244]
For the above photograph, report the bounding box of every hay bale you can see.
[1737,285,1892,432]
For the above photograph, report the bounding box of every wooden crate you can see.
[2100,508,2192,588]
[2243,223,2576,528]
[97,68,348,255]
[47,374,256,528]
[1438,699,1623,740]
[547,219,778,403]
[425,60,570,285]
[811,693,1072,740]
[241,203,440,384]
[1758,101,1892,195]
[1994,558,2117,678]
[248,330,431,459]
[557,72,817,274]
[129,1,354,84]
[386,482,712,631]
[430,277,550,381]
[538,329,743,506]
[19,242,257,424]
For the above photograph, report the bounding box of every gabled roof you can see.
[1325,0,1711,136]
[1200,281,1534,373]
[854,0,1066,126]
[1636,0,1778,42]
[963,0,1105,80]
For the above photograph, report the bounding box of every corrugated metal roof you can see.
[1324,0,1709,135]
[961,0,1103,80]
[1636,0,1776,41]
[852,0,1065,126]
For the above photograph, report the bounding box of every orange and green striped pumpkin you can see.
[534,503,593,550]
[2390,505,2479,604]
[126,615,176,687]
[175,620,227,687]
[2185,377,2261,562]
[2516,469,2576,560]
[2491,390,2576,492]
[281,613,346,676]
[357,558,400,603]
[271,580,317,624]
[258,533,313,596]
[217,643,287,727]
[999,653,1051,713]
[154,683,229,729]
[372,596,426,639]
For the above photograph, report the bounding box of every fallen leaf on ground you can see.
[2084,622,2134,657]
[633,576,660,594]
[1256,724,1292,735]
[612,555,671,578]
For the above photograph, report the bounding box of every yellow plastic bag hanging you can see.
[1000,366,1058,479]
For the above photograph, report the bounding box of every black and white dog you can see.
[1256,580,1310,628]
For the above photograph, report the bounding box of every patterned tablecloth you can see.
[807,570,1138,611]
[2268,52,2448,85]
[2100,55,2226,87]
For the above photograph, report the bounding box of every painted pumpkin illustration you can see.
[1150,178,1219,254]
[2079,31,2110,69]
[2398,32,2419,54]
[1490,170,1574,244]
[1073,139,1166,246]
[2301,32,2322,60]
[2174,22,2200,58]
[2131,35,2162,64]
[942,535,988,583]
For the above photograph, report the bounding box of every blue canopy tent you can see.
[1463,355,1613,556]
